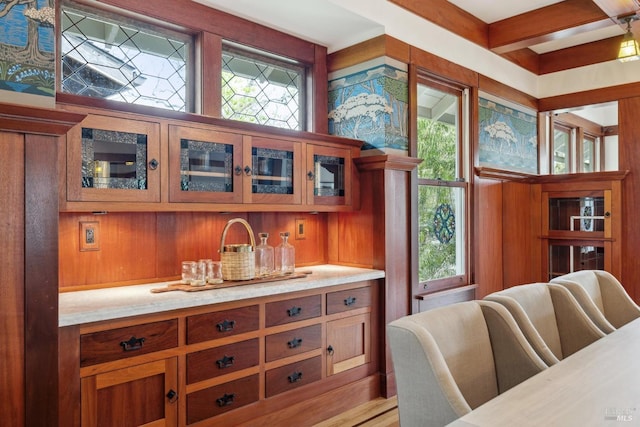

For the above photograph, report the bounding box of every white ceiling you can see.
[195,0,620,125]
[196,0,627,54]
[194,0,384,52]
[449,0,564,23]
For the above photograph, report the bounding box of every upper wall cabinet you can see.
[60,108,360,212]
[66,114,161,203]
[306,144,353,208]
[168,125,303,206]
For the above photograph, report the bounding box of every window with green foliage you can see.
[221,43,305,130]
[416,78,467,292]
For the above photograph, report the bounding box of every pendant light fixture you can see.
[618,15,640,63]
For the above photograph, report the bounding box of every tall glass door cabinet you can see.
[539,173,625,281]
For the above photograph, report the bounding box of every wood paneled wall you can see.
[59,212,328,289]
[619,97,640,302]
[473,177,504,298]
[0,132,25,427]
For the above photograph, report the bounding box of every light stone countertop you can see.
[59,264,385,327]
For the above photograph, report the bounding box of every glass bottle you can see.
[275,231,295,275]
[255,232,274,278]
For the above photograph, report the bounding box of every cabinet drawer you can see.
[265,295,321,327]
[187,338,259,384]
[265,324,322,362]
[187,305,259,344]
[265,355,322,398]
[187,374,259,424]
[80,319,178,367]
[326,286,372,314]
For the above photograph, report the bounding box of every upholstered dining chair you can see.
[484,282,605,366]
[551,270,640,332]
[387,300,547,427]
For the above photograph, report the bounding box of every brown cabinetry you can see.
[168,125,304,206]
[265,355,323,397]
[66,114,161,204]
[186,374,260,424]
[265,324,322,362]
[70,280,379,426]
[81,358,178,427]
[265,294,322,327]
[538,173,625,281]
[60,107,361,212]
[80,319,178,366]
[306,143,354,208]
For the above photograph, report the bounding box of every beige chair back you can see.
[485,283,605,365]
[387,300,546,427]
[485,283,562,364]
[552,270,640,329]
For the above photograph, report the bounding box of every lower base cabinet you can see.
[81,358,178,427]
[71,280,379,426]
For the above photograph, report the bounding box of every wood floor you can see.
[313,396,399,427]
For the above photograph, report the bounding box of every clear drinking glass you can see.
[255,232,274,277]
[207,260,223,284]
[181,261,197,284]
[274,231,295,275]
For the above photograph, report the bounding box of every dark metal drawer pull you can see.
[216,319,236,332]
[288,371,303,383]
[216,355,235,369]
[344,296,357,306]
[287,306,302,317]
[216,393,235,407]
[120,336,145,352]
[287,338,303,349]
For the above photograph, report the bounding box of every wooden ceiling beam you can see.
[388,0,635,76]
[539,35,623,73]
[388,0,489,47]
[489,0,612,53]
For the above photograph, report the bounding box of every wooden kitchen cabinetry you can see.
[79,319,180,426]
[66,280,379,427]
[537,172,625,281]
[59,106,360,212]
[306,144,354,208]
[65,114,161,204]
[168,124,303,206]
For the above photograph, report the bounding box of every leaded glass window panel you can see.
[60,4,190,112]
[222,43,304,130]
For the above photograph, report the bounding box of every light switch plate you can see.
[80,221,100,251]
[295,219,306,240]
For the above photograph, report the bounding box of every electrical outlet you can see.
[295,219,306,240]
[80,221,100,251]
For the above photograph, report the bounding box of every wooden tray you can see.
[150,271,311,293]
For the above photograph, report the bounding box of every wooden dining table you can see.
[446,318,640,427]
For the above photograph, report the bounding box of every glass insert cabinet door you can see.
[306,144,351,206]
[66,115,161,203]
[548,242,606,280]
[245,136,301,205]
[169,127,302,204]
[169,125,243,204]
[542,188,613,280]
